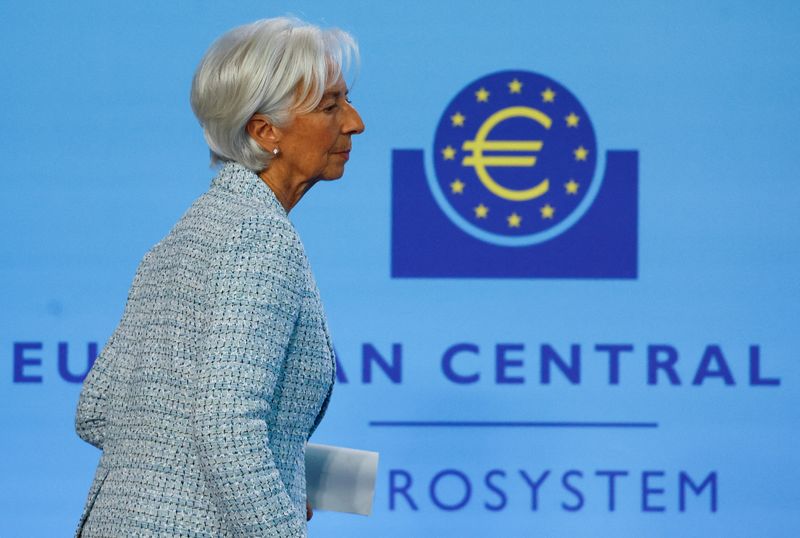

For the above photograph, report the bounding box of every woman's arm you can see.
[75,252,149,449]
[75,340,114,449]
[192,214,307,536]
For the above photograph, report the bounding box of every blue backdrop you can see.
[1,1,798,536]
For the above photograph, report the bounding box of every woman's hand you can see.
[306,500,313,521]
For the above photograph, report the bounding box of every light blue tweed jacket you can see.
[75,162,336,537]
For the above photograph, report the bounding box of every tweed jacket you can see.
[75,162,336,537]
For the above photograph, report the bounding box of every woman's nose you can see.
[344,103,365,135]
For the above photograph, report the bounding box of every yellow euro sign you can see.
[462,106,551,201]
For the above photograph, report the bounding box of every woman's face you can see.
[277,78,365,182]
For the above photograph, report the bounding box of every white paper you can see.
[305,443,379,516]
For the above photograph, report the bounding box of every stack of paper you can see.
[305,443,379,516]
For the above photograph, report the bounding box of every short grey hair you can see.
[190,17,358,171]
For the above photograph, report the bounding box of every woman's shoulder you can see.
[176,192,303,260]
[133,164,308,288]
[139,188,303,278]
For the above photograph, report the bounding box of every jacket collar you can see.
[210,161,287,215]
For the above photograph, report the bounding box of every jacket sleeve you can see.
[75,336,115,449]
[192,215,307,537]
[75,262,144,449]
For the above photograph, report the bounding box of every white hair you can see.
[190,17,358,171]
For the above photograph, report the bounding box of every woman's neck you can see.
[258,167,318,213]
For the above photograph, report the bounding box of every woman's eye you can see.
[323,103,338,112]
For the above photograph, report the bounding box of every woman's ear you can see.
[246,114,279,152]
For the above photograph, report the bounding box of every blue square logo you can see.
[391,70,638,279]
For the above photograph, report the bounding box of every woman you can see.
[74,17,364,537]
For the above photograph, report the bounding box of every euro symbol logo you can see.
[462,106,551,201]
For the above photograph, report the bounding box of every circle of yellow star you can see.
[474,204,489,218]
[442,146,456,160]
[565,180,579,194]
[450,179,465,194]
[475,87,490,102]
[541,87,556,103]
[508,79,523,94]
[507,212,522,228]
[540,204,555,219]
[565,112,580,127]
[573,146,588,161]
[450,112,465,127]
